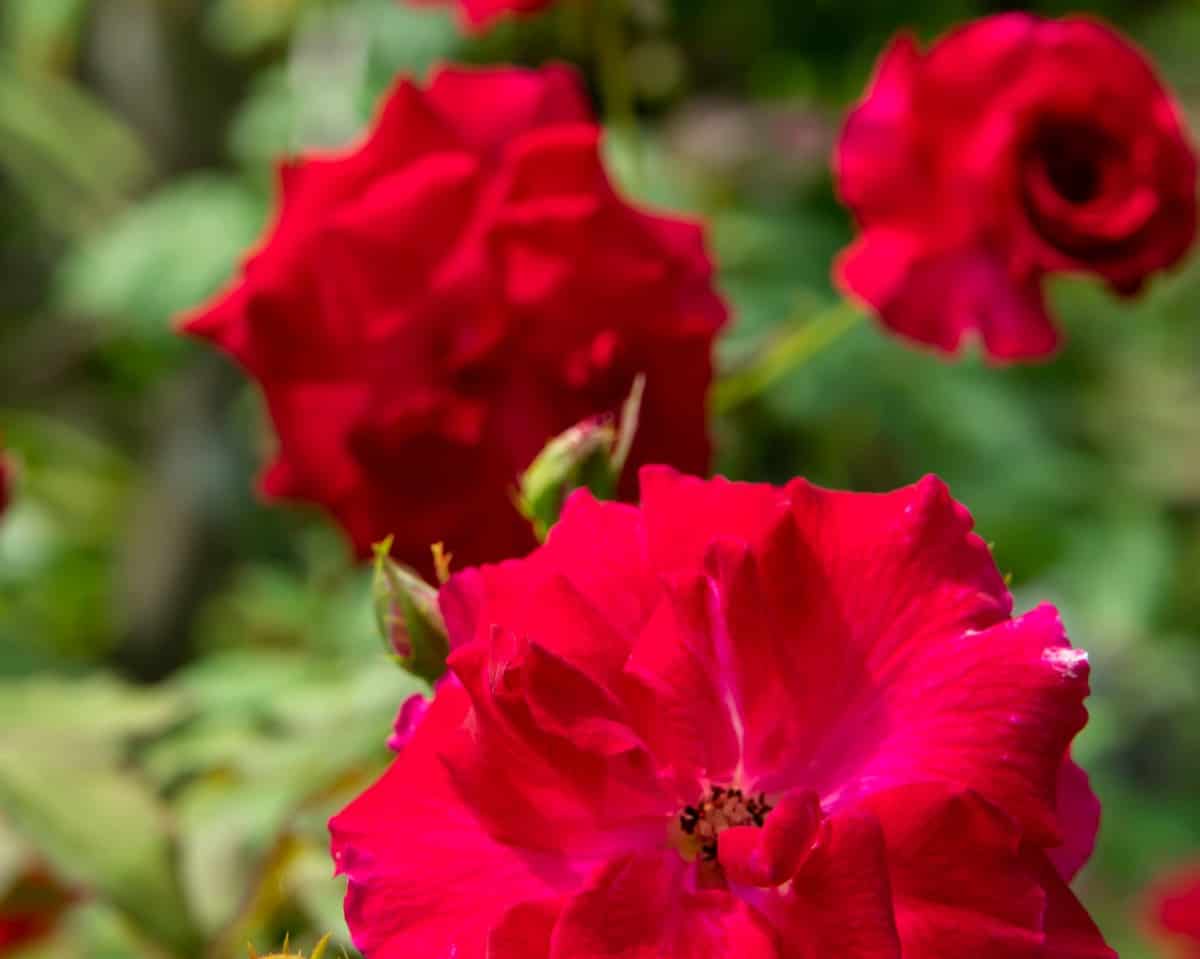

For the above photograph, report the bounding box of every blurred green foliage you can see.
[0,0,1198,956]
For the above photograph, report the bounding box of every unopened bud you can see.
[517,374,645,540]
[372,538,449,683]
[519,416,616,540]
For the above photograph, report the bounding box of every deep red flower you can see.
[836,14,1197,362]
[1148,863,1200,958]
[408,0,557,31]
[331,468,1112,958]
[183,65,726,573]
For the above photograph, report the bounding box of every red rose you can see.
[1148,863,1200,958]
[408,0,557,31]
[183,65,727,573]
[331,468,1112,958]
[836,14,1197,362]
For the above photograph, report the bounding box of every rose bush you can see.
[836,14,1197,362]
[184,65,726,574]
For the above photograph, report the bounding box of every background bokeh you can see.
[1,0,1198,955]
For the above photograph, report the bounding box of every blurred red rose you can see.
[183,65,727,574]
[1149,863,1200,958]
[0,865,75,953]
[408,0,557,31]
[836,14,1197,362]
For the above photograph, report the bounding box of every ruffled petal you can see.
[446,629,669,856]
[426,63,592,153]
[624,573,740,789]
[865,784,1115,958]
[488,900,563,959]
[647,474,1087,847]
[1036,853,1117,959]
[867,785,1046,957]
[840,238,1060,361]
[552,853,781,959]
[1049,757,1101,881]
[836,33,925,222]
[835,604,1089,845]
[769,811,903,958]
[439,492,655,685]
[330,685,582,959]
[640,467,790,572]
[718,790,822,888]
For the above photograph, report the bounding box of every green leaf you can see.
[0,737,198,955]
[147,653,413,941]
[0,675,194,950]
[58,174,265,339]
[205,0,303,58]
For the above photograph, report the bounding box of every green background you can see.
[0,0,1198,955]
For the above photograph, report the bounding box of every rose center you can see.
[1029,120,1116,206]
[674,786,772,862]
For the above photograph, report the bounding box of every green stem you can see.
[558,0,590,60]
[713,300,864,414]
[593,0,641,176]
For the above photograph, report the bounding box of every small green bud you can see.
[372,537,449,683]
[519,416,617,540]
[517,375,646,541]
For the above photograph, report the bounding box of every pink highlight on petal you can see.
[386,691,433,753]
[1049,756,1102,882]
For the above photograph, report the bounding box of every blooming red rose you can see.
[183,65,726,573]
[330,467,1112,958]
[408,0,557,31]
[1148,863,1200,958]
[836,14,1197,362]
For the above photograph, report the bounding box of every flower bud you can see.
[372,538,449,684]
[518,375,645,540]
